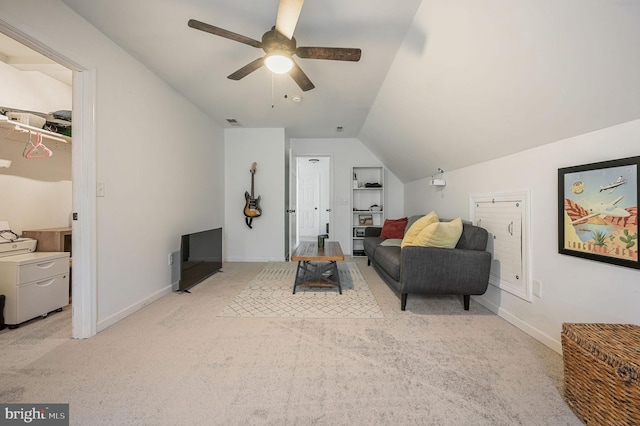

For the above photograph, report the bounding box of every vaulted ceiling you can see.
[20,1,640,182]
[360,0,640,181]
[60,0,422,141]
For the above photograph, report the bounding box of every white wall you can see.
[0,60,73,233]
[0,137,72,233]
[0,60,71,112]
[405,119,640,353]
[0,1,225,331]
[292,138,404,255]
[225,128,286,261]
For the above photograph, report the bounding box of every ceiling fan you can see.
[187,0,361,92]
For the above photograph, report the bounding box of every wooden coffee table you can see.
[291,241,345,294]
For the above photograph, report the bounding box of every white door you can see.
[298,172,320,237]
[293,156,332,244]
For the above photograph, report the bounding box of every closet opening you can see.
[0,24,97,338]
[0,31,73,333]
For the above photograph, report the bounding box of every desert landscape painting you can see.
[560,158,638,266]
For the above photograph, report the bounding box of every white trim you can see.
[473,294,562,354]
[71,69,97,339]
[0,19,84,71]
[97,286,172,332]
[225,257,285,262]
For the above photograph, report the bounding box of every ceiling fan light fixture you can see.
[265,53,293,74]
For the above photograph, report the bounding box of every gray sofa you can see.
[364,218,492,310]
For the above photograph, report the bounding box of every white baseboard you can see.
[97,285,173,332]
[225,257,286,262]
[473,295,562,354]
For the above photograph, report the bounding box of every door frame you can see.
[285,148,296,261]
[0,19,98,338]
[295,155,333,241]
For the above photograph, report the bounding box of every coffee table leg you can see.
[292,260,341,294]
[293,261,305,294]
[333,261,342,294]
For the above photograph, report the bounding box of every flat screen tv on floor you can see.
[178,227,222,292]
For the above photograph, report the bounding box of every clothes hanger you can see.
[23,131,53,159]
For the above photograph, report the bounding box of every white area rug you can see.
[219,262,384,318]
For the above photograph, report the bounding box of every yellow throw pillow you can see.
[401,211,439,248]
[412,217,463,249]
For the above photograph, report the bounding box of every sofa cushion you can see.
[363,236,384,258]
[405,214,425,234]
[373,246,401,281]
[401,211,439,248]
[379,217,408,239]
[364,227,382,238]
[412,218,463,248]
[380,238,402,247]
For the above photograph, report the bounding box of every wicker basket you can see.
[561,323,640,425]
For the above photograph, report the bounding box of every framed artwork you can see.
[358,214,373,226]
[558,156,639,269]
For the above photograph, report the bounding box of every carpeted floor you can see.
[0,258,582,425]
[219,262,384,319]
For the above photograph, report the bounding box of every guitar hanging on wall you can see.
[244,162,262,229]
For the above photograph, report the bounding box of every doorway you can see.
[0,20,97,338]
[0,33,74,333]
[295,156,331,242]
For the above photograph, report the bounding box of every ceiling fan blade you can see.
[275,0,304,40]
[227,57,265,80]
[289,60,315,92]
[296,47,361,62]
[188,19,261,49]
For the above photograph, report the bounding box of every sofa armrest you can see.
[400,246,491,295]
[365,227,382,237]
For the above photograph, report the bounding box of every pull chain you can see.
[283,75,288,101]
[271,74,290,108]
[271,73,275,108]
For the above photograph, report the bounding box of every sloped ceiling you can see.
[56,0,640,182]
[360,0,640,182]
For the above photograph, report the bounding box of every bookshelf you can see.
[351,166,384,256]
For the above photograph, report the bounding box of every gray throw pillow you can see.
[404,215,425,235]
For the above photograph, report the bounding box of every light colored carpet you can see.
[219,262,384,319]
[0,258,582,425]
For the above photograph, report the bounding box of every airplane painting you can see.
[570,195,630,225]
[559,156,639,269]
[599,176,627,193]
